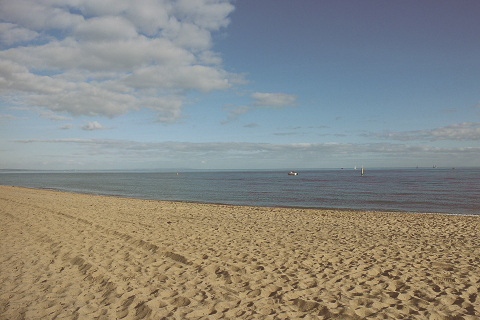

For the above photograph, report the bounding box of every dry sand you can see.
[1,186,479,320]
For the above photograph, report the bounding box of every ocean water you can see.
[1,168,479,215]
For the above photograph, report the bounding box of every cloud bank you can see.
[363,122,480,141]
[14,138,480,169]
[0,0,238,123]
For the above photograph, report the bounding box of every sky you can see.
[1,0,479,170]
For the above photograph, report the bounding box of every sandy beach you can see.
[1,186,479,319]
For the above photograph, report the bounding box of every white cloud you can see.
[363,122,480,141]
[221,105,249,124]
[181,0,233,28]
[166,22,212,50]
[74,16,138,42]
[221,92,297,123]
[0,0,85,30]
[58,123,74,130]
[28,83,137,117]
[0,0,238,123]
[273,132,299,136]
[475,101,480,113]
[0,113,27,121]
[2,37,195,72]
[0,60,67,95]
[197,50,223,65]
[0,22,39,45]
[251,92,297,108]
[37,108,73,121]
[121,64,230,91]
[81,121,109,131]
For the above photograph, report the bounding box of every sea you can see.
[1,168,479,216]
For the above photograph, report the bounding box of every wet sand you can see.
[1,186,479,319]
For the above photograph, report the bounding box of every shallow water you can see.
[1,168,479,215]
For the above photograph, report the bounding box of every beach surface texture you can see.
[1,186,479,319]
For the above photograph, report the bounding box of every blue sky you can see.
[1,0,479,170]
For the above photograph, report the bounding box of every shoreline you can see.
[9,185,478,218]
[1,186,479,319]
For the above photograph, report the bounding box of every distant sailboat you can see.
[361,166,364,176]
[354,166,357,170]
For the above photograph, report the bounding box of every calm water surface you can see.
[1,168,479,215]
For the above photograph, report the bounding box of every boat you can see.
[288,171,298,176]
